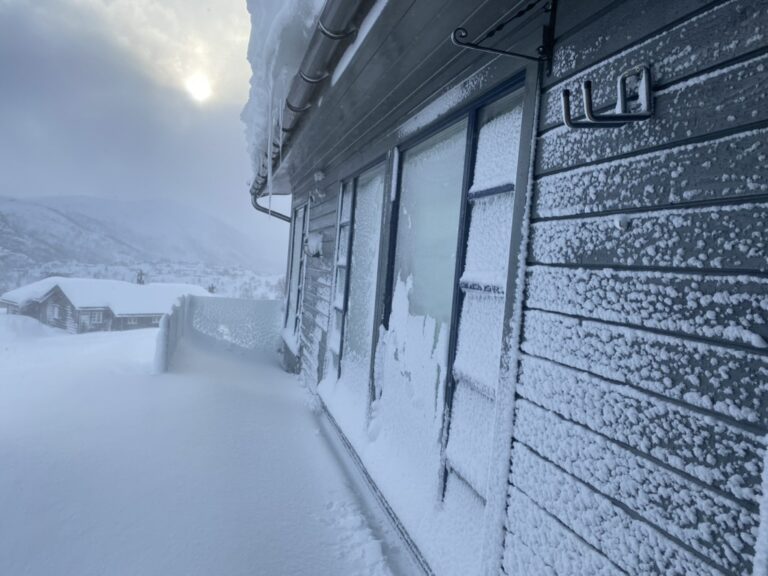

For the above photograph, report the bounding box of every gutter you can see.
[249,0,369,219]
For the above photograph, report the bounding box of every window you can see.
[127,317,138,326]
[372,78,530,501]
[327,163,386,381]
[91,311,103,324]
[151,316,161,326]
[285,204,309,341]
[51,304,61,321]
[392,120,468,326]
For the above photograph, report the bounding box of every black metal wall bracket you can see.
[562,65,654,129]
[450,0,557,74]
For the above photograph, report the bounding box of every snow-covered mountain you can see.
[0,195,267,270]
[0,196,283,297]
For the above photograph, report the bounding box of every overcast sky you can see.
[0,0,290,272]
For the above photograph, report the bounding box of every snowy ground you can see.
[0,315,415,576]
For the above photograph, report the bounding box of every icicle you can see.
[267,86,274,213]
[278,89,285,166]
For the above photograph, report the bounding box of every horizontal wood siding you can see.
[503,0,768,574]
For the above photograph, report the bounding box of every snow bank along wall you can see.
[156,295,281,372]
[264,0,768,574]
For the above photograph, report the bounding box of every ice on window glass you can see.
[469,92,523,193]
[341,164,385,383]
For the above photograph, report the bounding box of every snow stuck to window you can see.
[460,193,514,291]
[241,0,324,175]
[323,275,484,576]
[321,167,385,437]
[469,106,523,193]
[331,0,389,86]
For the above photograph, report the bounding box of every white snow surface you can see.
[0,315,409,576]
[1,277,208,316]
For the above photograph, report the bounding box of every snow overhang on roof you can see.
[245,0,375,216]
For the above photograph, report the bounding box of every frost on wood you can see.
[533,128,768,218]
[525,266,768,348]
[522,310,768,425]
[505,489,622,576]
[537,52,768,174]
[469,105,522,193]
[519,355,765,502]
[510,443,722,576]
[530,203,767,272]
[515,400,760,573]
[543,0,768,128]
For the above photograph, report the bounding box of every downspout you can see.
[251,193,291,223]
[249,0,367,220]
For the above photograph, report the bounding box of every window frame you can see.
[284,202,310,341]
[378,71,530,498]
[327,156,388,383]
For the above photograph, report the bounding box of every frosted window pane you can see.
[286,206,305,329]
[341,164,385,380]
[461,193,514,290]
[469,92,523,193]
[394,119,467,324]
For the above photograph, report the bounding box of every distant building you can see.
[0,277,208,333]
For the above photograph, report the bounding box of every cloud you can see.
[0,0,290,273]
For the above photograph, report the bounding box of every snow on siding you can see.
[538,50,768,174]
[506,2,768,573]
[530,203,768,272]
[525,266,768,348]
[504,489,623,576]
[522,310,768,426]
[510,443,722,576]
[518,355,765,502]
[516,400,759,573]
[533,127,768,218]
[542,0,768,129]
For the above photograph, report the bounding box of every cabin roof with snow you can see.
[0,277,208,316]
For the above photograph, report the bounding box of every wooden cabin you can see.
[250,1,768,574]
[0,278,206,334]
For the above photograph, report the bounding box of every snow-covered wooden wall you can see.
[502,1,768,574]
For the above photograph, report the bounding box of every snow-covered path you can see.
[0,316,413,576]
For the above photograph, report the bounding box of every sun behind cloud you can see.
[184,72,212,102]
